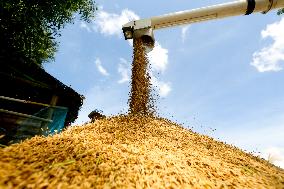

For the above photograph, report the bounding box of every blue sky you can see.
[44,0,284,167]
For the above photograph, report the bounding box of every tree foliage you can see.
[278,8,284,15]
[0,0,97,65]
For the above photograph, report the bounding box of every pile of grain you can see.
[1,37,283,189]
[0,115,283,188]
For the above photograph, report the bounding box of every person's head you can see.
[88,109,105,122]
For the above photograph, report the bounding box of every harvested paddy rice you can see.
[1,37,283,189]
[0,115,284,188]
[129,38,154,115]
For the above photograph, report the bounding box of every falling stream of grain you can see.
[129,38,153,115]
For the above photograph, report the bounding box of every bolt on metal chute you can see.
[122,0,284,51]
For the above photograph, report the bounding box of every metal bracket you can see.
[262,0,274,14]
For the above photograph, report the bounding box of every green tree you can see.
[278,8,284,15]
[0,0,97,65]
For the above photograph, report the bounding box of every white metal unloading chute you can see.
[122,0,284,49]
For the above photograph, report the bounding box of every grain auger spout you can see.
[122,0,284,51]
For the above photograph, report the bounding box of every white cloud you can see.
[148,42,169,73]
[80,8,172,96]
[95,58,109,76]
[95,9,139,37]
[118,58,130,84]
[262,147,284,168]
[117,43,171,96]
[151,75,172,97]
[79,9,139,38]
[146,42,171,97]
[127,39,133,47]
[251,17,284,72]
[79,22,92,32]
[181,25,190,43]
[158,81,172,97]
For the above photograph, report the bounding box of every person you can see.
[88,109,106,122]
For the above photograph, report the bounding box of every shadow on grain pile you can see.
[0,115,284,188]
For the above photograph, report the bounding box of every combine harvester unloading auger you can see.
[122,0,284,49]
[124,0,284,115]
